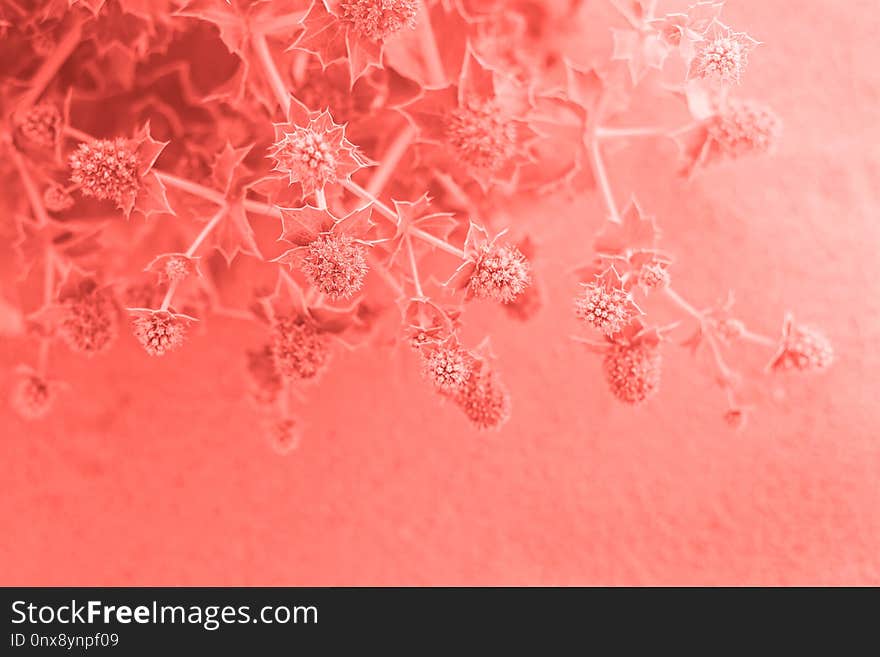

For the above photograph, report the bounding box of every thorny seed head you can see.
[10,373,54,420]
[43,183,75,213]
[271,316,331,381]
[272,128,338,190]
[469,243,531,303]
[421,343,472,393]
[637,262,670,292]
[132,311,188,356]
[603,343,662,405]
[575,282,637,336]
[453,366,511,430]
[59,286,118,355]
[446,98,517,172]
[245,344,283,407]
[341,0,418,42]
[69,138,140,209]
[692,30,756,84]
[708,100,782,159]
[164,255,193,284]
[769,324,833,373]
[302,234,369,300]
[15,103,62,149]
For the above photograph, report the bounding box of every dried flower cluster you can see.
[1,1,830,447]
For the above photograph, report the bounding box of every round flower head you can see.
[341,0,418,42]
[15,103,61,149]
[421,342,472,393]
[603,343,662,405]
[469,243,531,303]
[43,183,75,213]
[690,25,758,84]
[163,256,193,284]
[10,372,54,420]
[454,365,511,431]
[708,100,781,159]
[575,280,639,337]
[768,318,833,373]
[271,316,331,381]
[69,138,140,209]
[272,127,337,190]
[637,262,670,292]
[245,344,283,408]
[447,98,517,173]
[59,284,118,355]
[301,234,369,300]
[132,310,188,356]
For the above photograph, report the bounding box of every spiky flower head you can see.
[301,234,369,300]
[58,281,118,355]
[603,342,662,405]
[165,256,193,283]
[689,23,758,84]
[69,138,140,210]
[575,269,640,337]
[469,242,531,303]
[15,103,62,149]
[447,97,517,173]
[708,99,782,159]
[768,316,833,373]
[271,316,331,382]
[341,0,418,42]
[269,110,367,197]
[10,371,55,420]
[636,262,670,292]
[131,310,190,356]
[421,341,473,393]
[453,364,511,431]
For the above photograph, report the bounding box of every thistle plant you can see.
[1,1,831,448]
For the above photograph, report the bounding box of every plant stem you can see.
[366,123,416,196]
[410,227,465,259]
[416,0,447,86]
[341,179,397,222]
[10,147,50,226]
[17,16,83,113]
[186,206,227,257]
[664,287,737,387]
[155,171,226,205]
[741,329,775,348]
[405,234,424,297]
[252,32,291,116]
[314,188,327,210]
[663,286,703,320]
[596,126,664,139]
[587,138,621,224]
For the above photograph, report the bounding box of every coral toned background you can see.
[3,0,880,585]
